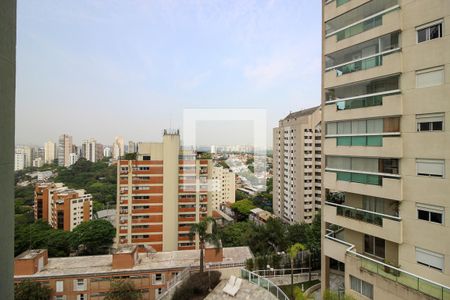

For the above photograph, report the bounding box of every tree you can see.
[70,219,115,255]
[104,280,142,300]
[15,280,52,300]
[235,190,247,201]
[288,243,305,300]
[287,223,309,247]
[231,199,256,220]
[123,153,137,160]
[189,217,221,272]
[219,221,253,247]
[47,230,72,257]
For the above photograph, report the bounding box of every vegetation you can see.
[15,279,52,300]
[220,214,321,257]
[288,243,306,298]
[14,220,115,257]
[123,152,137,160]
[104,280,142,300]
[172,271,221,300]
[323,290,356,300]
[70,219,116,255]
[188,217,221,272]
[280,280,320,300]
[231,199,256,220]
[55,158,117,211]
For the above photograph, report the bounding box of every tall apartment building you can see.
[58,134,73,167]
[82,138,97,162]
[113,136,125,159]
[211,166,236,211]
[34,183,92,231]
[321,1,450,299]
[273,107,322,224]
[103,146,112,158]
[116,130,212,252]
[95,143,104,162]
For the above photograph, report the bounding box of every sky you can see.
[16,0,321,147]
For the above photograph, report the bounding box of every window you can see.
[416,247,444,271]
[416,66,444,88]
[74,279,86,291]
[417,113,444,132]
[77,295,86,300]
[417,204,444,224]
[350,276,373,299]
[153,273,164,284]
[364,234,385,258]
[416,159,445,178]
[417,20,443,43]
[56,281,64,292]
[55,296,65,300]
[155,287,163,297]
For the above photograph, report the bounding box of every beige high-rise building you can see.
[116,130,213,252]
[211,166,236,211]
[321,1,450,299]
[82,138,97,162]
[58,134,73,167]
[44,141,56,164]
[273,106,322,224]
[113,136,125,160]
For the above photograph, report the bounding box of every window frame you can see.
[350,275,373,299]
[416,19,443,44]
[416,113,444,132]
[416,159,445,178]
[416,247,444,272]
[417,203,444,225]
[415,66,445,88]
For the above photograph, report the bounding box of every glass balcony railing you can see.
[336,0,350,6]
[325,231,450,300]
[325,201,400,226]
[336,135,383,147]
[240,269,290,300]
[335,55,382,76]
[354,254,450,300]
[336,95,383,110]
[335,171,382,185]
[336,15,382,41]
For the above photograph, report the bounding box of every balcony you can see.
[324,92,401,122]
[325,231,450,300]
[324,202,402,243]
[324,0,400,53]
[324,0,370,22]
[324,135,402,157]
[324,171,402,201]
[324,51,401,88]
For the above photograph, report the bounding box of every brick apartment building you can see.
[116,130,213,252]
[34,183,93,231]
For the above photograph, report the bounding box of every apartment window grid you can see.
[416,113,444,132]
[417,203,444,225]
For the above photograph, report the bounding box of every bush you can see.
[172,271,221,300]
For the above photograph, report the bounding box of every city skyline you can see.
[15,0,321,146]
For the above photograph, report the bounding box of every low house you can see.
[249,208,274,225]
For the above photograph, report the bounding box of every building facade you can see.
[82,138,97,162]
[14,246,252,300]
[113,136,125,160]
[58,134,73,167]
[210,166,236,211]
[116,131,213,252]
[34,183,92,231]
[321,1,450,299]
[273,107,322,224]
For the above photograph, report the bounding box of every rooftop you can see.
[16,249,46,260]
[15,247,253,279]
[283,106,320,121]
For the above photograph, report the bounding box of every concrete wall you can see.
[0,0,16,298]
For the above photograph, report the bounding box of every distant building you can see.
[112,136,125,159]
[82,138,97,162]
[14,246,253,300]
[249,208,274,226]
[69,153,79,166]
[58,134,73,167]
[96,209,116,225]
[34,182,92,231]
[32,157,44,168]
[103,146,112,157]
[128,140,137,153]
[273,106,322,224]
[211,166,236,211]
[14,150,25,171]
[95,143,104,162]
[117,130,213,252]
